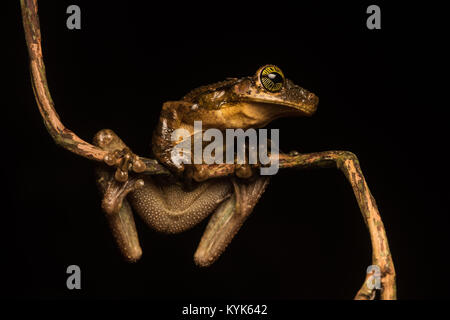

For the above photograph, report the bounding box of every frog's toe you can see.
[103,148,146,182]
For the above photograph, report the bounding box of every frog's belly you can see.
[128,177,231,234]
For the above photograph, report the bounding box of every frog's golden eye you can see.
[259,65,285,93]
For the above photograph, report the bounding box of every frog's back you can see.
[182,78,242,102]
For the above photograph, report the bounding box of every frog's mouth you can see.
[243,97,318,117]
[239,85,319,117]
[233,76,319,117]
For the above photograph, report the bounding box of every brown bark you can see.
[20,0,169,176]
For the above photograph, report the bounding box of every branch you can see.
[20,0,169,175]
[278,151,397,300]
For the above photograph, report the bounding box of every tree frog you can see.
[94,65,319,265]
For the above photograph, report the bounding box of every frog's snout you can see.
[308,92,319,108]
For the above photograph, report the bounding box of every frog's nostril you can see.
[308,93,319,103]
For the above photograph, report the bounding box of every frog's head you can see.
[236,65,318,116]
[182,65,318,129]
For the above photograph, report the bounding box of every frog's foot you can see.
[96,168,144,262]
[104,148,146,182]
[94,129,145,262]
[101,177,144,215]
[235,164,256,179]
[187,163,236,183]
[93,129,146,182]
[185,163,257,185]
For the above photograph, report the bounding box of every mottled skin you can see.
[95,65,319,265]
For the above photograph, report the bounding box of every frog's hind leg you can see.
[96,168,144,262]
[194,176,270,267]
[93,129,144,262]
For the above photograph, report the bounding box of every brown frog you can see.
[94,65,318,265]
[152,65,318,181]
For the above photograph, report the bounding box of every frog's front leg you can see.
[187,143,259,183]
[186,162,255,183]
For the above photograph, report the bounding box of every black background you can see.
[5,0,449,302]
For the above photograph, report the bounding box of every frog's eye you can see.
[259,65,285,93]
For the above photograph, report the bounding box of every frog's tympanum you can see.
[22,0,396,298]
